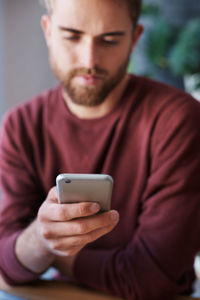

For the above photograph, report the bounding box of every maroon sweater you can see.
[1,75,200,300]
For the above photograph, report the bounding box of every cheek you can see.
[51,41,77,67]
[103,46,131,70]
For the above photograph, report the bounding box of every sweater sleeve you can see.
[73,97,200,300]
[0,112,44,284]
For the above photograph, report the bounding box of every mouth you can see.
[74,74,104,86]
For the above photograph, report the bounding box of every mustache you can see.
[70,67,107,77]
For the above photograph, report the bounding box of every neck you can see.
[62,74,130,120]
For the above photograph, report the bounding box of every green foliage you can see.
[146,18,172,68]
[145,16,200,76]
[168,18,200,75]
[141,3,160,16]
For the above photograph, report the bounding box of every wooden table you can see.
[0,276,199,300]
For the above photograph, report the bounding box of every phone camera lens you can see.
[65,179,71,184]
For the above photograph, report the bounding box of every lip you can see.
[75,75,103,86]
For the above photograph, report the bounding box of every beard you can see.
[49,50,130,107]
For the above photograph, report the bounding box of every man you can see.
[0,0,200,299]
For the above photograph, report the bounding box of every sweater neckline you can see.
[57,74,135,126]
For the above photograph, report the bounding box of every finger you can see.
[40,210,119,238]
[46,186,58,203]
[70,210,119,235]
[48,222,118,255]
[39,201,101,222]
[51,246,82,257]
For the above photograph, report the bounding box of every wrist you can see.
[15,220,55,273]
[53,253,78,278]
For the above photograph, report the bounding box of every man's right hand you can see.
[15,186,119,274]
[37,186,119,257]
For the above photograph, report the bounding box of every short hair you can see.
[41,0,142,26]
[126,0,142,26]
[41,0,54,14]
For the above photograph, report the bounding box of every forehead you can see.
[52,0,132,34]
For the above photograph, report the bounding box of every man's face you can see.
[43,0,140,107]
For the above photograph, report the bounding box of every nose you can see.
[80,39,100,69]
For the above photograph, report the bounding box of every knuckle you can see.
[86,231,98,243]
[41,227,52,239]
[66,249,75,256]
[76,222,89,234]
[51,240,62,251]
[38,207,45,221]
[103,212,113,226]
[103,224,114,236]
[87,226,112,243]
[67,245,83,256]
[78,204,88,215]
[64,249,74,256]
[57,207,66,220]
[71,238,83,248]
[49,186,56,196]
[82,234,92,245]
[70,247,82,255]
[73,233,91,246]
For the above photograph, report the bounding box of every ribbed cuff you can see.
[1,231,42,284]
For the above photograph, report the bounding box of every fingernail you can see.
[90,203,99,213]
[111,211,119,223]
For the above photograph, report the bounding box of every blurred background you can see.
[0,0,200,120]
[0,0,200,295]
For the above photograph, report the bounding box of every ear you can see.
[41,15,52,47]
[130,24,144,52]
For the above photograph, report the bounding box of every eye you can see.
[63,34,80,41]
[101,36,120,45]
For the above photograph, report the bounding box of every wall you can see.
[0,1,5,118]
[0,0,57,120]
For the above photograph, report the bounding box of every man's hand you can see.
[15,186,119,275]
[37,187,119,256]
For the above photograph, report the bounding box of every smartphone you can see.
[56,173,113,211]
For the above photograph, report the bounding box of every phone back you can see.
[56,174,113,211]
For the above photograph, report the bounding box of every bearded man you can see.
[0,1,200,299]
